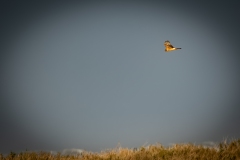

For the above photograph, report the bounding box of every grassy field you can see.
[1,139,240,160]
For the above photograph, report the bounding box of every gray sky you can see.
[1,0,240,154]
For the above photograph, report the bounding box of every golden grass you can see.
[1,139,240,160]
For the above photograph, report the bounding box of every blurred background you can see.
[0,0,240,154]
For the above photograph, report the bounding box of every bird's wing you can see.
[167,44,174,48]
[164,41,173,47]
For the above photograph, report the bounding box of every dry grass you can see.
[1,139,240,160]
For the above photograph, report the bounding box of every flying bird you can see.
[164,40,181,52]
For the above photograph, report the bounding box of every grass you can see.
[1,139,240,160]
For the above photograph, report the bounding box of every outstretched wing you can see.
[164,40,174,48]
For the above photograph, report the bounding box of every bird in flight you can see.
[164,40,181,52]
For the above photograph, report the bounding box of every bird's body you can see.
[164,40,181,52]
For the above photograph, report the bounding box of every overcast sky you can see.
[1,0,240,154]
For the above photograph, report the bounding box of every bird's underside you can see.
[164,40,181,52]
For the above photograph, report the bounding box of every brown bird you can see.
[164,40,181,52]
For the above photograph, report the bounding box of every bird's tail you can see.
[176,48,181,50]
